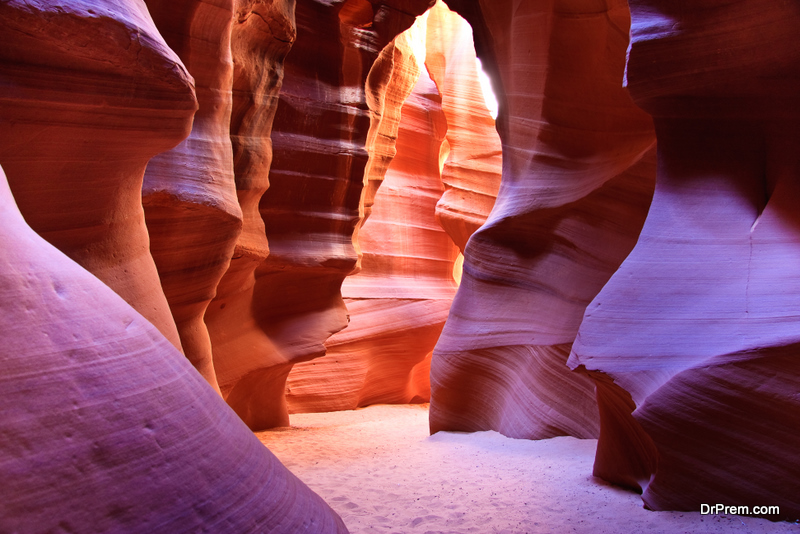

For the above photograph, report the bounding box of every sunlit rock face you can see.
[0,0,192,351]
[431,0,656,439]
[425,1,501,253]
[206,0,435,430]
[569,0,800,519]
[0,165,347,534]
[202,0,296,427]
[286,66,459,413]
[285,2,501,414]
[143,0,243,393]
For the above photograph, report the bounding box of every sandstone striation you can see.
[0,0,193,351]
[287,67,459,413]
[207,0,435,429]
[425,0,501,253]
[203,0,297,428]
[431,0,656,439]
[569,0,800,519]
[142,0,243,392]
[0,165,347,533]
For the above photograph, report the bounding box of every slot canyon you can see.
[1,0,798,532]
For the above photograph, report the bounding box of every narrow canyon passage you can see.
[257,405,794,534]
[3,0,800,531]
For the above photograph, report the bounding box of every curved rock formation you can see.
[142,0,243,392]
[569,0,800,519]
[286,67,459,413]
[0,165,347,533]
[425,0,502,253]
[203,0,296,428]
[430,0,656,439]
[207,0,435,430]
[0,0,193,351]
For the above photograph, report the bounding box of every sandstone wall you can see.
[142,0,243,392]
[0,0,192,351]
[432,0,656,439]
[206,0,436,429]
[286,65,458,413]
[0,0,347,528]
[569,0,800,519]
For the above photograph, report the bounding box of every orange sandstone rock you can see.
[0,0,193,351]
[208,0,435,430]
[204,0,296,428]
[287,68,459,413]
[0,165,347,533]
[431,0,656,439]
[143,0,243,392]
[425,0,501,252]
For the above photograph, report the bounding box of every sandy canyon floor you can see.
[257,404,798,534]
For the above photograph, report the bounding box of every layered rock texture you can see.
[0,0,191,351]
[568,0,800,519]
[286,67,458,413]
[425,1,502,253]
[0,164,346,533]
[142,0,243,393]
[430,0,657,440]
[0,2,346,530]
[204,0,437,429]
[285,2,502,414]
[4,0,797,524]
[201,0,297,427]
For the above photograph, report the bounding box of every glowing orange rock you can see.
[425,0,501,252]
[143,0,243,392]
[287,67,459,413]
[207,0,436,430]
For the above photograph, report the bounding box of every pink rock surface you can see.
[0,165,347,533]
[286,68,459,413]
[569,0,800,519]
[0,0,192,352]
[430,0,656,439]
[142,0,242,392]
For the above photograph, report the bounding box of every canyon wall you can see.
[286,1,502,414]
[431,0,656,439]
[0,0,191,352]
[0,0,346,529]
[0,164,346,533]
[286,64,458,413]
[205,0,436,429]
[425,1,501,253]
[142,0,243,393]
[568,0,800,519]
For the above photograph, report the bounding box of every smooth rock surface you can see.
[0,165,347,533]
[208,0,436,430]
[203,0,297,428]
[143,0,243,392]
[569,0,800,519]
[0,0,193,351]
[431,0,656,439]
[286,68,459,413]
[425,0,502,252]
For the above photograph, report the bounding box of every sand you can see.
[256,404,798,534]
